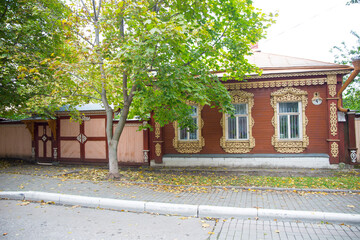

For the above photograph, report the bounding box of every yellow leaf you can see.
[347,205,355,208]
[202,223,210,228]
[208,232,214,235]
[17,201,30,206]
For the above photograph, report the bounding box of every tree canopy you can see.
[0,0,69,119]
[2,0,273,177]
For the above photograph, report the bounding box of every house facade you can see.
[148,52,358,168]
[1,52,359,168]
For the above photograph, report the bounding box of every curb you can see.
[1,191,360,224]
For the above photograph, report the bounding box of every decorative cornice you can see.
[224,78,327,90]
[242,70,351,79]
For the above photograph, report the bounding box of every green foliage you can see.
[24,0,273,129]
[0,0,69,119]
[332,31,360,111]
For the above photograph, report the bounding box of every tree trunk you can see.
[108,140,120,179]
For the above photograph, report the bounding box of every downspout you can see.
[336,57,360,164]
[337,57,360,112]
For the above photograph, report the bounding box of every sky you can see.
[253,0,360,63]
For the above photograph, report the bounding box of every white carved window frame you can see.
[277,101,303,141]
[225,103,249,140]
[220,90,255,153]
[173,104,205,153]
[178,105,199,141]
[271,87,309,153]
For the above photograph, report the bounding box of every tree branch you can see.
[97,0,102,19]
[67,71,101,94]
[184,25,229,67]
[80,0,94,22]
[0,1,8,21]
[122,73,128,101]
[70,29,95,47]
[92,0,98,21]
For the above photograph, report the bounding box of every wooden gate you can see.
[57,115,108,164]
[35,123,53,162]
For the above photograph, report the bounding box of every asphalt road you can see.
[1,200,360,240]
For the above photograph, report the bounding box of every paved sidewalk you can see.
[1,172,360,220]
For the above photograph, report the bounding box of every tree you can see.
[332,30,360,111]
[0,0,69,119]
[15,0,272,178]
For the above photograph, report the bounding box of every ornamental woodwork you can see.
[328,85,337,98]
[220,90,255,153]
[331,142,339,158]
[173,105,205,153]
[270,87,309,153]
[155,143,162,156]
[224,78,327,90]
[327,75,337,98]
[155,122,161,139]
[329,102,338,136]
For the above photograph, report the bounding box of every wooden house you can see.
[1,52,359,168]
[148,52,359,168]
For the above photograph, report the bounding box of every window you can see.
[179,106,198,140]
[173,104,205,153]
[270,87,309,153]
[220,90,255,153]
[227,104,248,140]
[278,102,301,140]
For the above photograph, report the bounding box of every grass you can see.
[56,167,360,191]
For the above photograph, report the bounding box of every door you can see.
[35,123,53,162]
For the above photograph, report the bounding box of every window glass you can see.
[234,104,247,115]
[179,128,188,140]
[228,117,236,139]
[279,115,288,139]
[189,118,198,140]
[290,115,299,138]
[227,104,248,140]
[278,102,300,139]
[238,116,247,139]
[279,102,298,113]
[190,106,197,117]
[179,105,198,140]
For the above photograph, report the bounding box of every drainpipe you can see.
[336,56,360,164]
[337,57,360,112]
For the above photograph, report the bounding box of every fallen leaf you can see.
[347,205,355,208]
[202,223,210,228]
[208,232,214,235]
[17,201,30,206]
[3,233,8,236]
[275,230,280,233]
